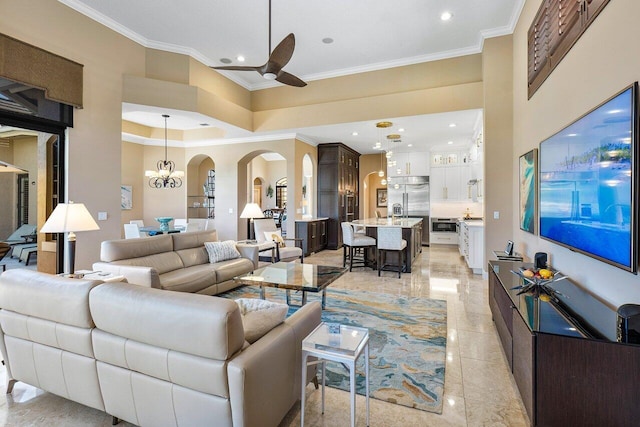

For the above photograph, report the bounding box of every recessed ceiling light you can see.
[322,37,334,44]
[352,131,358,136]
[407,144,413,147]
[449,123,456,128]
[448,141,453,145]
[236,55,245,62]
[441,11,453,21]
[220,58,232,64]
[398,128,405,132]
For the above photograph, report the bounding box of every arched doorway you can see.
[253,178,263,207]
[187,155,215,220]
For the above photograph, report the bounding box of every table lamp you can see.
[239,202,264,240]
[40,202,100,277]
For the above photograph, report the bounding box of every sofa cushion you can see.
[205,241,240,263]
[0,269,102,328]
[175,246,209,268]
[234,298,288,343]
[110,251,185,275]
[90,282,245,360]
[100,234,173,262]
[172,230,218,251]
[159,264,219,293]
[212,258,255,283]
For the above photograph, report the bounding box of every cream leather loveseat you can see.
[0,269,321,427]
[93,230,257,295]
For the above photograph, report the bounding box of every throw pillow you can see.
[204,240,240,263]
[263,230,285,247]
[234,298,288,343]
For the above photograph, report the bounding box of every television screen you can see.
[539,84,637,272]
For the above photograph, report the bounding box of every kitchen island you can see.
[351,218,423,272]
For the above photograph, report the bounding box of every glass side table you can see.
[301,322,369,427]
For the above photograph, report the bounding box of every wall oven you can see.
[431,218,458,233]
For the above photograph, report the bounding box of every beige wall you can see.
[12,136,38,226]
[121,141,144,233]
[1,0,147,271]
[483,35,514,270]
[512,0,640,305]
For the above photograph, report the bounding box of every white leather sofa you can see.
[0,269,321,427]
[93,230,258,295]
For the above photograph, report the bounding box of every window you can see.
[276,177,287,209]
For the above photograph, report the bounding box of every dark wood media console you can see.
[489,260,640,427]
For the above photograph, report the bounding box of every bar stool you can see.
[341,222,376,271]
[376,226,407,278]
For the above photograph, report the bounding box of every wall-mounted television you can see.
[539,84,638,273]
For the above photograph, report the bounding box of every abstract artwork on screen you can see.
[519,149,537,234]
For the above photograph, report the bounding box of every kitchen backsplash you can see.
[430,201,484,219]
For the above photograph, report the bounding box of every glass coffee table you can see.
[233,262,347,309]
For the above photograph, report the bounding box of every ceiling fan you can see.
[212,0,307,87]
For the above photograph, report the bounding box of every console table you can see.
[489,259,640,427]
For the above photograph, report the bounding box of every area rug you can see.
[219,286,447,414]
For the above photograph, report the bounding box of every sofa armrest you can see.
[91,262,161,288]
[227,302,321,427]
[236,243,259,270]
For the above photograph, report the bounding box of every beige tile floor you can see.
[0,245,530,426]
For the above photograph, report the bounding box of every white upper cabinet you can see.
[430,148,480,201]
[388,151,430,177]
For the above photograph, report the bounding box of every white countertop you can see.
[460,219,484,227]
[351,218,423,228]
[295,217,329,222]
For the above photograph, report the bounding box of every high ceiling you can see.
[57,0,524,154]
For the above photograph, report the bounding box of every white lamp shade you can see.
[40,202,100,233]
[239,203,265,219]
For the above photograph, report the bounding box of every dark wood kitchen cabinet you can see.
[317,143,360,249]
[295,219,328,256]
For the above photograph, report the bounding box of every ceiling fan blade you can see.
[211,65,261,71]
[269,33,295,70]
[276,70,307,87]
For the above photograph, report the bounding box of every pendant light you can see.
[145,114,184,188]
[376,121,392,185]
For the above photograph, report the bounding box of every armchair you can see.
[253,218,303,263]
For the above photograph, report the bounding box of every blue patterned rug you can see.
[219,286,447,414]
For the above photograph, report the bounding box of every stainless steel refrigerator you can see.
[386,176,430,245]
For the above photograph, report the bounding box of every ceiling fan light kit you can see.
[212,0,307,87]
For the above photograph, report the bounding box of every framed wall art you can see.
[519,149,537,234]
[121,185,133,210]
[376,188,387,207]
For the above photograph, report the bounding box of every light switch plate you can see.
[97,212,107,221]
[228,208,233,214]
[493,211,500,219]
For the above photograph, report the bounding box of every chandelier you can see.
[145,114,184,188]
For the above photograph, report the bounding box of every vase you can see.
[155,217,173,232]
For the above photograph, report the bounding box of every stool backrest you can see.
[341,222,355,246]
[377,227,403,250]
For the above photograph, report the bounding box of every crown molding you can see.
[59,0,527,92]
